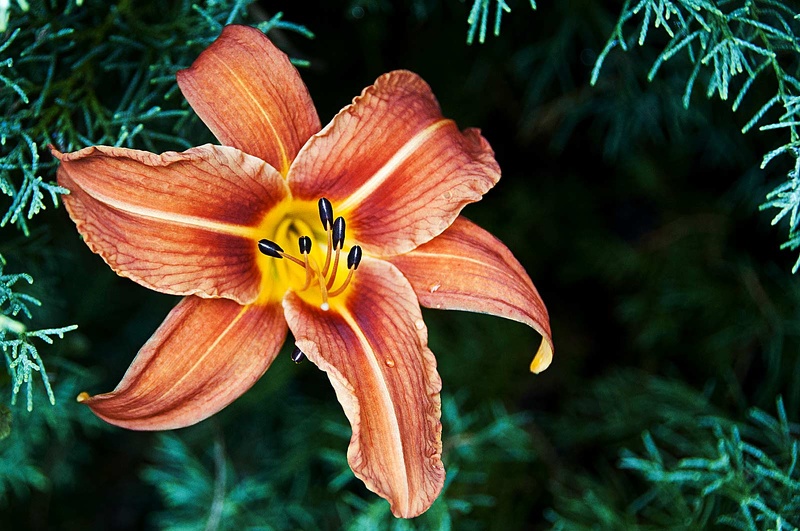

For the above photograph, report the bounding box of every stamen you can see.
[347,245,363,270]
[258,239,284,258]
[298,235,312,255]
[322,228,333,276]
[327,248,341,289]
[298,236,313,291]
[332,217,346,250]
[327,270,353,297]
[319,200,336,276]
[325,217,346,289]
[328,245,362,297]
[258,239,305,268]
[291,346,306,363]
[318,198,333,230]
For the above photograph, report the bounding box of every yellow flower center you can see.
[255,197,362,311]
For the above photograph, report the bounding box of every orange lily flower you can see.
[52,25,553,517]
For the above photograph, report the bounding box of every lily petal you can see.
[288,70,500,255]
[283,258,444,518]
[54,144,288,305]
[80,296,286,430]
[388,217,553,373]
[177,25,321,175]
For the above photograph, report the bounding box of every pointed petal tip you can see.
[48,144,63,159]
[387,217,553,373]
[530,338,553,374]
[81,298,287,431]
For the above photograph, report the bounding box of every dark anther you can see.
[258,239,284,259]
[291,346,306,364]
[298,236,312,255]
[318,198,333,230]
[332,217,346,250]
[347,245,363,270]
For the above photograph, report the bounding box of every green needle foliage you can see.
[592,0,800,271]
[548,379,800,530]
[466,0,536,44]
[0,254,75,411]
[620,399,800,530]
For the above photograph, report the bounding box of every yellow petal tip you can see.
[76,391,91,403]
[529,338,553,374]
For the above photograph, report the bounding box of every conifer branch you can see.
[593,0,800,271]
[466,0,536,44]
[619,398,800,529]
[0,255,76,411]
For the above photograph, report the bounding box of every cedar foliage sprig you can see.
[618,398,800,529]
[547,373,800,530]
[0,0,311,236]
[591,0,800,271]
[466,0,536,44]
[0,254,75,411]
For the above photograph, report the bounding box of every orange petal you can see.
[283,258,444,517]
[288,70,499,255]
[80,296,286,430]
[177,25,321,175]
[54,144,288,305]
[388,217,553,373]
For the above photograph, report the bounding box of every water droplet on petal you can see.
[443,190,452,200]
[414,319,425,330]
[429,283,441,293]
[385,358,395,368]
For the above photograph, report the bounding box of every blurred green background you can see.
[2,0,800,529]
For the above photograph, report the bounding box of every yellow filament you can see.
[307,258,330,311]
[278,251,307,268]
[328,268,355,297]
[322,229,333,276]
[326,247,341,290]
[299,253,313,291]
